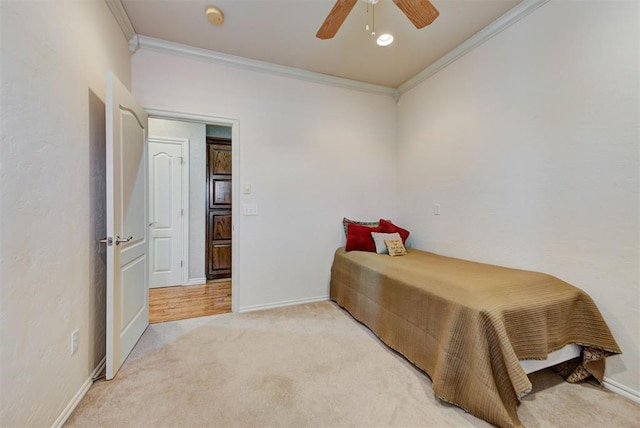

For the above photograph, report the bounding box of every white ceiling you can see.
[121,0,523,88]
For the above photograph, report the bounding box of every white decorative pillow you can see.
[371,232,401,254]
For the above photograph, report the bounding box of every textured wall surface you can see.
[1,1,637,425]
[132,50,398,311]
[148,118,207,282]
[396,0,639,396]
[0,1,131,425]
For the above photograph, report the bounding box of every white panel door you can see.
[149,140,183,288]
[105,71,149,380]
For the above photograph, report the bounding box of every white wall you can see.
[0,0,131,425]
[396,0,639,394]
[149,118,207,282]
[132,50,398,310]
[0,1,635,423]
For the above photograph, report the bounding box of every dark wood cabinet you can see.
[206,137,232,280]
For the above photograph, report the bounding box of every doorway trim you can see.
[146,108,240,313]
[148,136,190,287]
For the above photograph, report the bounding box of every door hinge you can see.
[181,208,184,216]
[180,260,183,267]
[179,156,184,164]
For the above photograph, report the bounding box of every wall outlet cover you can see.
[71,329,79,355]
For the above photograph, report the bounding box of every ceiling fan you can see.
[316,0,439,40]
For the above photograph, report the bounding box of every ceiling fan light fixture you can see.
[205,6,224,25]
[317,0,438,40]
[376,33,394,46]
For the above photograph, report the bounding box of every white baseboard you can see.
[604,377,640,404]
[52,357,105,428]
[186,277,207,286]
[239,295,329,313]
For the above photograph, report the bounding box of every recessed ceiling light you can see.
[205,6,224,25]
[376,33,393,47]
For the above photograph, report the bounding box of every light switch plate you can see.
[243,184,251,194]
[242,203,258,216]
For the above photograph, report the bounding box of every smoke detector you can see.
[206,6,224,25]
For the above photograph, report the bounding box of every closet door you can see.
[206,138,232,279]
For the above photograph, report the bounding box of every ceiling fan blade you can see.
[316,0,358,40]
[393,0,439,29]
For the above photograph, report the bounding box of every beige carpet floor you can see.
[66,301,639,427]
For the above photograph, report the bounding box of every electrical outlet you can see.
[434,203,441,215]
[71,329,79,355]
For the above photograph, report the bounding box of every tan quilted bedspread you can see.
[329,248,621,428]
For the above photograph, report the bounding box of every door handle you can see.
[115,236,134,245]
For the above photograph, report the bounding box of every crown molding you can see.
[131,35,397,97]
[397,0,550,96]
[109,0,549,99]
[104,0,135,42]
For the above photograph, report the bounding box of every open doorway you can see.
[146,115,238,322]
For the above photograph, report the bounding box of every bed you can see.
[330,247,621,428]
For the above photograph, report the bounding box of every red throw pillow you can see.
[345,223,382,252]
[379,219,410,244]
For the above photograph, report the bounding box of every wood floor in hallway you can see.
[149,280,231,323]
